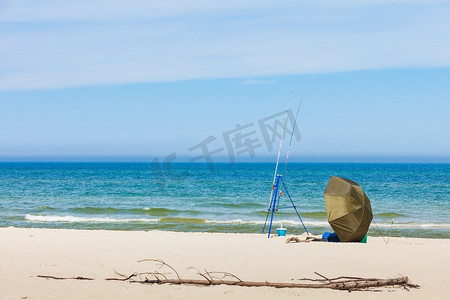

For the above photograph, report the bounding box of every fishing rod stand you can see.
[262,174,308,238]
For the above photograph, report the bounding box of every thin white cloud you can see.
[0,1,449,89]
[243,79,276,85]
[1,0,448,23]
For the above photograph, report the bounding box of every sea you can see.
[0,163,448,239]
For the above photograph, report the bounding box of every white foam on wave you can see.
[24,214,450,229]
[205,219,263,225]
[204,219,330,226]
[25,214,159,223]
[377,222,450,229]
[205,219,450,229]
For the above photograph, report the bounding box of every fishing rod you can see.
[276,100,301,213]
[266,93,291,209]
[282,99,303,177]
[262,89,310,237]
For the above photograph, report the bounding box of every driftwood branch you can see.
[286,236,324,243]
[109,259,418,291]
[37,259,420,291]
[138,276,412,290]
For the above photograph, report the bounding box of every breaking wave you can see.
[23,214,450,229]
[25,214,159,223]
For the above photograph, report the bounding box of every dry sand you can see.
[1,227,449,299]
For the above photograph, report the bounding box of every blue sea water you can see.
[0,163,448,238]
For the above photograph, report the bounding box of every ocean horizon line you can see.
[0,156,449,164]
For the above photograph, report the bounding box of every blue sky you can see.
[0,1,449,162]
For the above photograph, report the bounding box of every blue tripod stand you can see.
[262,174,308,238]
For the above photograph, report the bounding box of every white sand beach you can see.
[1,227,449,299]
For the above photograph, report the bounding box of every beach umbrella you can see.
[324,176,373,242]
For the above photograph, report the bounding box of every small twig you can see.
[314,272,331,282]
[296,277,328,282]
[187,267,211,283]
[113,270,127,278]
[405,283,420,289]
[208,271,242,282]
[329,276,370,281]
[138,259,181,281]
[204,269,214,282]
[106,273,137,281]
[138,272,168,281]
[297,276,381,283]
[37,275,93,281]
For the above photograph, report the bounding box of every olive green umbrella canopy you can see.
[324,176,373,242]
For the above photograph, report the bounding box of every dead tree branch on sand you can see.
[107,259,419,291]
[38,259,420,292]
[135,276,415,291]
